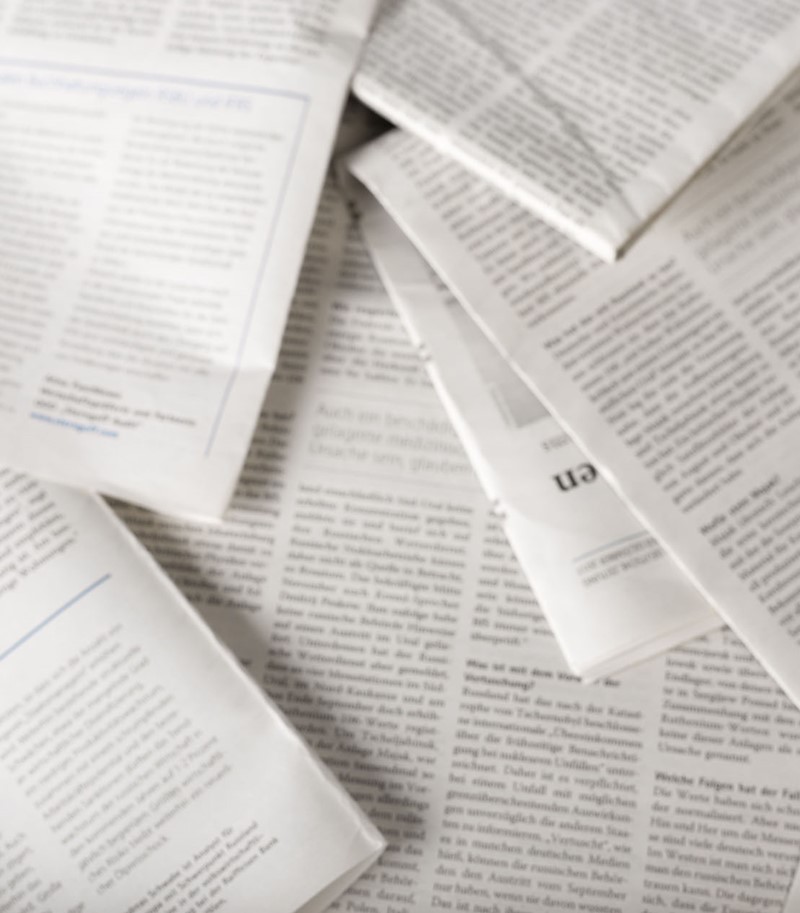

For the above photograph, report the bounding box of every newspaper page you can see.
[347,80,800,713]
[0,0,378,519]
[0,471,384,913]
[354,0,800,261]
[354,191,719,681]
[115,184,800,913]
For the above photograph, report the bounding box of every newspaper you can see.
[353,190,719,681]
[354,0,800,260]
[0,0,377,519]
[0,471,384,912]
[115,183,800,912]
[347,77,800,714]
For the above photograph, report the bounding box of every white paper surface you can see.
[354,0,800,259]
[0,468,383,912]
[354,191,720,680]
[115,184,800,912]
[0,0,378,518]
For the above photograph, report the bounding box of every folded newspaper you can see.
[0,470,384,912]
[352,187,720,680]
[355,0,800,260]
[348,73,800,714]
[0,0,378,518]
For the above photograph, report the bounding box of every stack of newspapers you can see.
[4,2,800,911]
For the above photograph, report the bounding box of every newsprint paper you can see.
[355,0,800,259]
[353,188,719,681]
[0,0,378,518]
[348,76,800,718]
